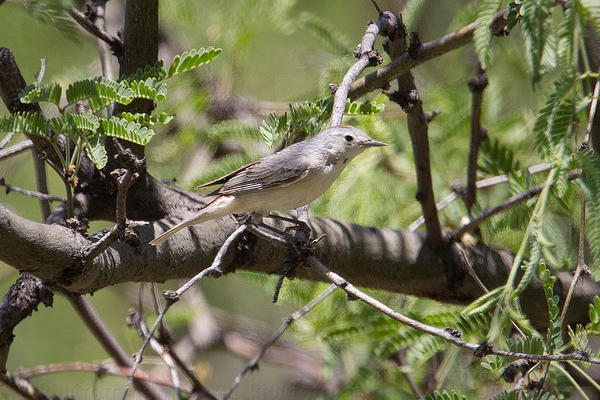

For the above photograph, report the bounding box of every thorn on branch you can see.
[474,339,493,357]
[444,327,462,338]
[34,58,46,84]
[424,109,441,124]
[328,83,338,94]
[369,0,383,15]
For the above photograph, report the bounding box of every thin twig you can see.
[409,162,554,231]
[452,170,581,240]
[66,293,167,400]
[15,361,189,391]
[91,0,115,115]
[222,284,338,400]
[35,58,46,85]
[465,63,488,213]
[348,9,509,99]
[0,140,33,161]
[122,224,247,400]
[32,148,51,220]
[127,310,184,400]
[583,72,599,146]
[330,11,388,125]
[70,7,122,56]
[0,177,64,202]
[305,254,600,364]
[0,131,14,149]
[559,196,589,325]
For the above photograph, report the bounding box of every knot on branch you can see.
[444,327,462,338]
[473,339,493,357]
[66,217,89,236]
[388,89,421,113]
[162,290,180,305]
[424,109,441,124]
[468,71,489,93]
[367,50,383,66]
[408,32,421,59]
[328,83,338,94]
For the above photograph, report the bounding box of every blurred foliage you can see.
[2,0,600,399]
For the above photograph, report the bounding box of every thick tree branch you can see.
[0,204,597,330]
[348,10,509,100]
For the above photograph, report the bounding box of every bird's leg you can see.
[265,213,311,237]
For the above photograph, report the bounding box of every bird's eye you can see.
[344,135,354,142]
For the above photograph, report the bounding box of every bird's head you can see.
[319,125,386,160]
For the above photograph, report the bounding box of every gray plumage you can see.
[150,125,385,245]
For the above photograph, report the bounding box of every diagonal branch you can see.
[70,6,122,56]
[0,177,65,202]
[451,170,581,241]
[305,255,600,365]
[222,283,337,400]
[348,10,509,100]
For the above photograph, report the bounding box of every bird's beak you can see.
[364,139,387,147]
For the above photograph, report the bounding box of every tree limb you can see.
[0,204,597,329]
[348,10,508,100]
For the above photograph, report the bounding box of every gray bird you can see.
[150,125,385,245]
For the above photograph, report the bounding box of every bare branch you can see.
[582,71,599,147]
[0,177,65,202]
[0,132,14,149]
[385,19,444,247]
[70,7,122,56]
[0,274,53,372]
[66,293,168,400]
[16,361,188,392]
[0,140,33,161]
[349,10,509,100]
[409,162,554,231]
[305,255,600,365]
[465,64,488,213]
[0,370,53,400]
[452,170,581,241]
[222,284,337,400]
[122,224,246,400]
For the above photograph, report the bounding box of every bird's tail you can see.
[149,209,212,246]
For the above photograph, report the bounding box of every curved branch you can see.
[348,10,509,100]
[0,204,596,329]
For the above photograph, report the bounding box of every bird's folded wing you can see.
[217,157,312,195]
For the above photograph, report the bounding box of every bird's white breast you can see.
[232,161,346,212]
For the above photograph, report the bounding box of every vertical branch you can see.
[465,63,488,213]
[91,0,116,115]
[385,18,444,248]
[32,149,51,221]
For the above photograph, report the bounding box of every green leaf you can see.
[123,60,167,81]
[118,112,174,126]
[474,0,503,69]
[344,100,385,115]
[19,83,62,106]
[0,112,47,138]
[587,296,600,336]
[127,78,168,102]
[66,79,134,110]
[84,133,107,169]
[100,116,155,145]
[49,113,100,141]
[420,390,467,400]
[167,47,222,78]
